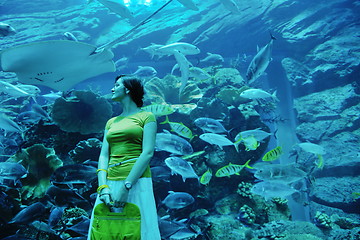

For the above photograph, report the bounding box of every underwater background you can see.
[0,0,360,239]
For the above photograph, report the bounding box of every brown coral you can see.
[8,144,63,201]
[144,75,203,104]
[51,90,112,135]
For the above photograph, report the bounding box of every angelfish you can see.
[246,33,276,84]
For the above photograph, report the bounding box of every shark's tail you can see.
[269,31,277,40]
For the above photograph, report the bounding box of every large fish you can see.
[246,34,276,84]
[0,22,16,37]
[165,156,199,182]
[251,181,298,201]
[162,191,195,209]
[0,162,28,187]
[156,42,200,55]
[10,202,46,224]
[0,80,33,98]
[50,164,97,188]
[194,117,227,133]
[89,0,133,19]
[200,133,235,150]
[298,142,326,169]
[254,164,307,184]
[155,130,193,156]
[132,66,157,79]
[139,43,164,59]
[173,50,191,94]
[0,113,23,135]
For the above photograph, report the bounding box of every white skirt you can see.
[87,178,161,240]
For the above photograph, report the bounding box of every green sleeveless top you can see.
[105,111,156,180]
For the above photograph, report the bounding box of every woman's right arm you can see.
[97,129,111,205]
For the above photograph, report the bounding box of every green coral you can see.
[272,197,288,205]
[8,144,63,201]
[237,181,253,198]
[62,207,89,226]
[238,205,256,225]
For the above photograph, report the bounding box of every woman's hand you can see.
[99,188,112,207]
[113,184,129,208]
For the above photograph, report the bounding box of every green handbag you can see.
[91,202,141,240]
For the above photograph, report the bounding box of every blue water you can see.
[1,0,359,239]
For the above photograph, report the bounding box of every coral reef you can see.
[52,90,112,135]
[237,181,253,198]
[62,207,89,226]
[237,205,256,225]
[8,144,63,201]
[215,194,241,215]
[282,233,324,240]
[216,85,250,107]
[203,214,249,240]
[68,137,102,163]
[314,211,332,229]
[144,75,203,104]
[254,220,325,239]
[331,214,360,229]
[272,197,288,206]
[213,68,245,86]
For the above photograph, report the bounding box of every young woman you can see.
[87,75,160,239]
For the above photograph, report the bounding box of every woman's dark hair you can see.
[115,75,145,107]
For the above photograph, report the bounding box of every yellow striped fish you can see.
[316,154,324,169]
[262,146,282,161]
[142,104,175,117]
[160,116,194,140]
[215,160,253,177]
[200,169,212,185]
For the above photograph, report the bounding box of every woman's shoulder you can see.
[138,111,155,117]
[138,111,156,124]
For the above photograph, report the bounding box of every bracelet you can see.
[97,184,109,194]
[96,169,107,174]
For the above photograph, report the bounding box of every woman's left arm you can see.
[125,121,157,185]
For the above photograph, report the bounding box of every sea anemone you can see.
[51,90,112,135]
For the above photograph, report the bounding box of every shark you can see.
[246,33,276,85]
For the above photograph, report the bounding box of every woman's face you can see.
[111,79,127,101]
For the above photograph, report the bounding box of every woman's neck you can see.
[120,101,140,117]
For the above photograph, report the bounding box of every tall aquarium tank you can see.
[0,0,359,239]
